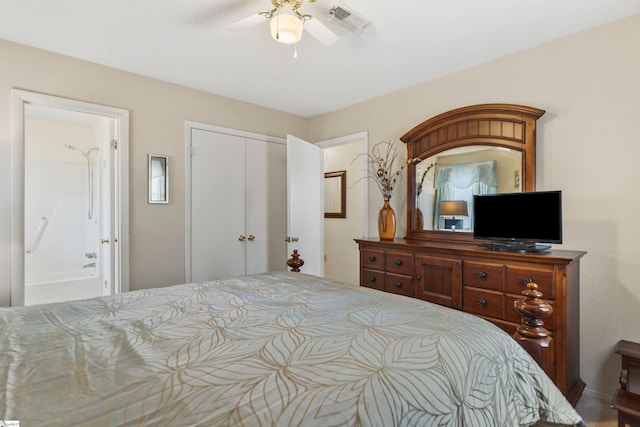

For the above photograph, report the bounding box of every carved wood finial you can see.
[514,281,553,339]
[513,281,554,377]
[287,249,304,272]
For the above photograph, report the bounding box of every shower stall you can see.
[23,105,111,305]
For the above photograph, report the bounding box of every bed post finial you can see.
[287,249,304,272]
[513,282,554,376]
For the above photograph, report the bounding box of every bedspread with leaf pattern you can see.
[0,272,583,426]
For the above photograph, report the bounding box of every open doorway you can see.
[10,90,130,306]
[318,132,368,286]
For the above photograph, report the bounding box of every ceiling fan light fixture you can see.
[270,11,303,44]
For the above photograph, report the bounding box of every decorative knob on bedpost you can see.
[287,249,304,272]
[513,281,554,377]
[514,282,553,338]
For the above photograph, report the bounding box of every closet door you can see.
[190,129,246,281]
[245,138,287,274]
[189,127,287,282]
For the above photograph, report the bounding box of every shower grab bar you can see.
[26,216,48,254]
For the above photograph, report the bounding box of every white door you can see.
[190,129,246,281]
[245,138,287,274]
[286,135,324,277]
[188,125,288,282]
[101,120,119,296]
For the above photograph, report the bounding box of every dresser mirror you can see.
[401,104,545,242]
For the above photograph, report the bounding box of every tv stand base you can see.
[478,242,552,253]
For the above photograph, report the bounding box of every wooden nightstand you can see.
[611,340,640,426]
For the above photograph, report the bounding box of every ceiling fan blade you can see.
[304,18,339,46]
[186,0,257,27]
[226,13,265,31]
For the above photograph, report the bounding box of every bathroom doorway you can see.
[11,90,129,306]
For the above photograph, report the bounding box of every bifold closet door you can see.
[190,128,287,282]
[190,129,246,281]
[244,138,287,275]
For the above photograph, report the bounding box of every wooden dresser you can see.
[355,237,586,405]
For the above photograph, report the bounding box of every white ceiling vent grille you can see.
[325,5,370,32]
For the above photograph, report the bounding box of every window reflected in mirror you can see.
[149,154,169,204]
[414,146,522,232]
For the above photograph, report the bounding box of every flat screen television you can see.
[473,190,562,253]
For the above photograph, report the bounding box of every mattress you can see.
[0,272,583,426]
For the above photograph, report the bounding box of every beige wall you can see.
[0,38,308,306]
[1,13,639,397]
[323,138,367,286]
[308,14,640,396]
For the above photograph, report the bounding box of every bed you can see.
[1,272,583,426]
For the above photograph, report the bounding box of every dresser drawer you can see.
[385,273,414,297]
[506,266,554,298]
[463,287,504,319]
[463,261,505,291]
[361,269,385,291]
[505,294,556,330]
[361,249,385,270]
[385,252,414,275]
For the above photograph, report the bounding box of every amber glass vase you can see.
[378,200,396,240]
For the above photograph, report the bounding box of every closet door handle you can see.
[238,235,246,241]
[248,235,255,241]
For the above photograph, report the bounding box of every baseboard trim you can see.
[582,387,615,402]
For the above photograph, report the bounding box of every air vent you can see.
[325,5,370,32]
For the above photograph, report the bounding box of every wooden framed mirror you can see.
[401,104,545,242]
[324,170,346,218]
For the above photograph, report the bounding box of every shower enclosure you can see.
[23,105,110,305]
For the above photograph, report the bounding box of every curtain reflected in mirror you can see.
[414,146,522,232]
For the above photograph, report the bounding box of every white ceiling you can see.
[1,0,639,118]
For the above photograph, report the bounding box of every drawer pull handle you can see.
[395,260,402,266]
[523,277,533,285]
[477,298,487,306]
[477,272,487,279]
[369,256,376,262]
[415,275,422,281]
[369,276,376,282]
[394,282,402,289]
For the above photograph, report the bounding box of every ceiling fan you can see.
[227,0,340,46]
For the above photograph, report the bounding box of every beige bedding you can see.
[0,272,583,426]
